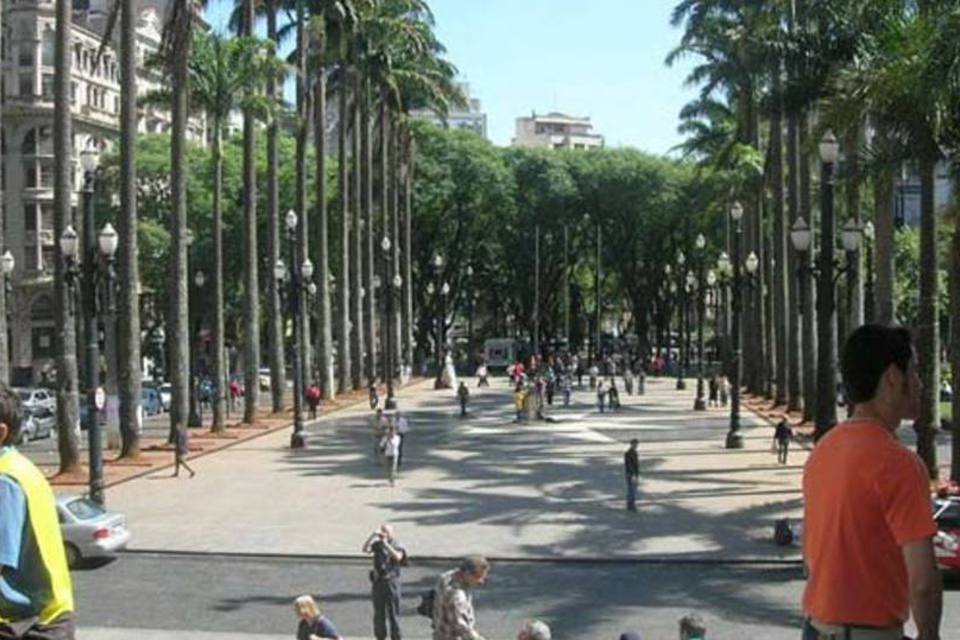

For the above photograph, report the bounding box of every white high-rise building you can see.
[512,111,604,150]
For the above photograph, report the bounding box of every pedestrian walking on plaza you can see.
[561,376,572,407]
[516,619,551,640]
[513,384,526,423]
[773,417,792,464]
[432,556,490,640]
[719,375,729,406]
[624,438,640,512]
[363,525,408,640]
[608,379,620,410]
[380,426,401,486]
[576,360,584,388]
[369,383,380,410]
[678,613,706,639]
[596,379,606,413]
[624,368,634,395]
[228,377,241,413]
[708,375,719,408]
[589,364,599,390]
[0,384,77,640]
[457,382,470,417]
[293,595,343,640]
[396,414,409,472]
[476,362,490,387]
[534,376,546,419]
[172,423,196,478]
[306,382,322,419]
[802,325,941,640]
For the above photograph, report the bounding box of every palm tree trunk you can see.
[874,160,896,325]
[118,0,141,455]
[771,70,789,407]
[211,122,226,432]
[351,73,364,391]
[315,38,334,401]
[799,109,816,423]
[295,0,312,387]
[915,153,939,479]
[363,80,376,385]
[266,0,285,414]
[379,94,389,381]
[844,124,864,332]
[167,0,191,443]
[785,0,802,413]
[337,73,351,393]
[403,131,415,371]
[53,0,80,472]
[242,0,260,424]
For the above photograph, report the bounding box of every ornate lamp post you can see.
[789,131,862,438]
[61,145,118,504]
[188,270,206,428]
[381,235,402,408]
[676,250,687,390]
[725,202,747,449]
[0,250,13,383]
[693,233,708,410]
[276,209,315,448]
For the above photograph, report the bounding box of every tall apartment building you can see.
[512,111,604,150]
[2,0,204,382]
[411,81,487,139]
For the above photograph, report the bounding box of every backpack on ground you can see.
[416,588,435,619]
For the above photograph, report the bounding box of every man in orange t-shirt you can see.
[802,325,941,640]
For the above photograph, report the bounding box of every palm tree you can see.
[266,0,285,415]
[336,31,353,394]
[351,70,365,391]
[53,0,80,473]
[241,0,260,424]
[161,0,194,442]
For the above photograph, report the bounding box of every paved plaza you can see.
[102,375,805,561]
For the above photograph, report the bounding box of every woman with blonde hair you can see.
[293,595,343,640]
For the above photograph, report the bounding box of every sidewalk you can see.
[102,374,805,562]
[81,629,418,640]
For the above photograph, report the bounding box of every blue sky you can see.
[204,0,698,155]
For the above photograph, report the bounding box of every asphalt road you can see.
[71,552,960,639]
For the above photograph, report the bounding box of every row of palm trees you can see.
[669,0,960,479]
[47,0,461,472]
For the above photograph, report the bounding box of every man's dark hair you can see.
[458,555,489,576]
[0,384,23,446]
[841,325,913,404]
[678,612,706,638]
[630,438,639,447]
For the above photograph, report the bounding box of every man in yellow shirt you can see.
[0,384,75,639]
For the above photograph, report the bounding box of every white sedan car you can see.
[56,496,131,567]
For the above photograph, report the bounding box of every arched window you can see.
[21,127,52,156]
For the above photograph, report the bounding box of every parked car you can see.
[142,387,163,416]
[15,387,56,413]
[17,407,54,444]
[56,495,131,567]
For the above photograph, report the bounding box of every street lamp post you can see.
[676,250,687,390]
[789,132,862,439]
[863,221,875,323]
[0,250,13,383]
[188,270,206,428]
[533,225,540,357]
[61,146,119,504]
[382,236,400,409]
[693,234,708,410]
[277,209,315,449]
[726,202,746,449]
[430,254,444,388]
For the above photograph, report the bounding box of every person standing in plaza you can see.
[0,384,76,640]
[719,375,729,406]
[596,379,606,413]
[380,425,401,486]
[172,423,196,478]
[363,525,407,640]
[561,376,572,407]
[432,556,490,640]
[624,439,640,512]
[306,382,322,419]
[802,325,941,640]
[457,381,470,417]
[513,384,526,424]
[773,417,792,465]
[396,414,409,473]
[293,595,343,640]
[708,375,719,408]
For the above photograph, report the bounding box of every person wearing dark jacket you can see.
[624,439,640,511]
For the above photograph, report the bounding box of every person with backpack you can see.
[362,525,407,640]
[431,556,490,640]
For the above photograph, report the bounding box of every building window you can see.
[41,74,53,99]
[18,43,32,67]
[41,27,54,66]
[40,247,55,273]
[32,326,55,358]
[24,203,36,231]
[39,161,53,188]
[19,74,32,97]
[113,95,120,114]
[23,161,36,188]
[39,203,53,230]
[70,81,77,105]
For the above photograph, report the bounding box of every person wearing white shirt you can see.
[395,415,409,472]
[380,426,401,486]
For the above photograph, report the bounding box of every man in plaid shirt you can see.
[431,556,490,640]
